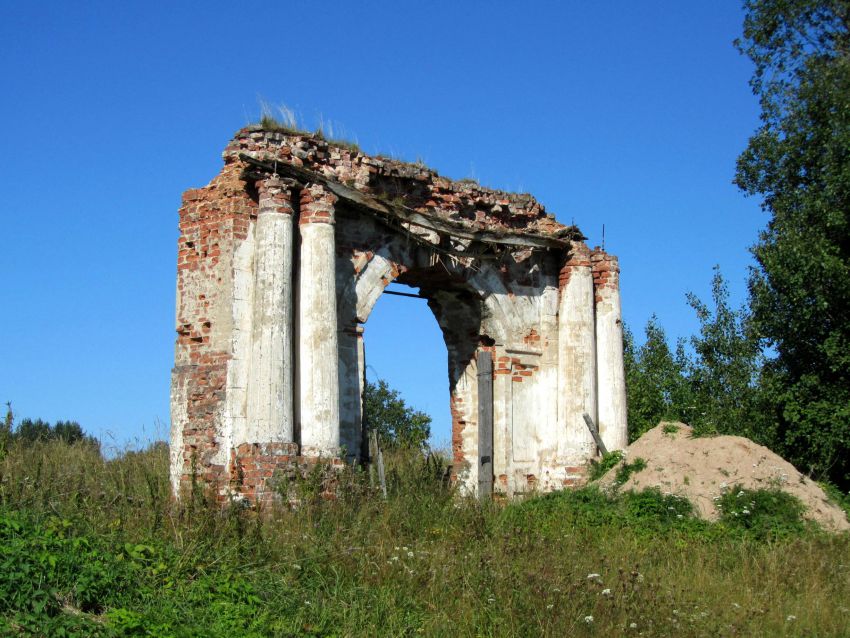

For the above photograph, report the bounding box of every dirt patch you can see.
[598,422,849,532]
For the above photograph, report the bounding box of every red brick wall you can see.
[173,161,256,497]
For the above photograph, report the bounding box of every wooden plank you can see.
[368,430,377,490]
[369,430,387,499]
[477,351,494,498]
[582,412,609,457]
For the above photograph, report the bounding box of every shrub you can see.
[588,450,624,481]
[716,485,808,538]
[614,457,647,486]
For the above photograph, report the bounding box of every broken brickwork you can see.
[171,126,628,503]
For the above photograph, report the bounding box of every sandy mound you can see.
[597,422,849,532]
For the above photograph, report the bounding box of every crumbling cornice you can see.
[239,153,584,257]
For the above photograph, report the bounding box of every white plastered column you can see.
[557,243,598,460]
[592,251,628,451]
[298,184,340,456]
[244,177,295,444]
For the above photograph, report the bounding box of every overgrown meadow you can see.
[1,439,849,637]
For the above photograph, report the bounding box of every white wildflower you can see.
[601,588,612,596]
[583,615,594,624]
[786,615,796,622]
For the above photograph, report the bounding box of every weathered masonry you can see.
[170,126,627,502]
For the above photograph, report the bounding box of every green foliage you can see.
[499,486,700,536]
[623,318,692,441]
[0,510,131,635]
[624,269,764,442]
[12,416,99,449]
[0,441,848,635]
[716,485,809,539]
[685,268,764,439]
[613,457,647,487]
[819,480,850,519]
[736,0,850,489]
[363,379,431,450]
[587,450,624,481]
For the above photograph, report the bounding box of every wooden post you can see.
[582,412,609,457]
[369,430,387,499]
[478,351,494,498]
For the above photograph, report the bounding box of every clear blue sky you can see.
[0,1,764,449]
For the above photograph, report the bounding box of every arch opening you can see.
[352,264,486,475]
[362,282,450,449]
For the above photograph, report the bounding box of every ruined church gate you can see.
[170,127,628,502]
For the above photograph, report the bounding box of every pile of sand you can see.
[597,422,849,532]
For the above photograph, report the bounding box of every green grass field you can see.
[1,440,848,637]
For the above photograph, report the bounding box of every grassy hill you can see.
[1,440,848,637]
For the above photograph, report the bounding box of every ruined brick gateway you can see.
[170,126,627,502]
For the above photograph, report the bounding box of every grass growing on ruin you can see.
[1,440,849,637]
[255,101,362,154]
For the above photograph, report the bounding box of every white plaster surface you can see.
[596,283,628,451]
[558,265,598,461]
[224,229,255,454]
[246,203,294,444]
[298,221,340,456]
[169,371,187,496]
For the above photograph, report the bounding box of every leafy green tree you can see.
[362,379,431,449]
[623,318,693,441]
[52,420,87,444]
[736,0,850,487]
[685,268,764,440]
[624,270,764,444]
[13,417,99,449]
[16,418,52,443]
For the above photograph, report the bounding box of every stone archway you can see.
[170,126,628,503]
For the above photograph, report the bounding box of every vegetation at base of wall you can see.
[613,457,648,487]
[587,450,624,482]
[1,438,848,637]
